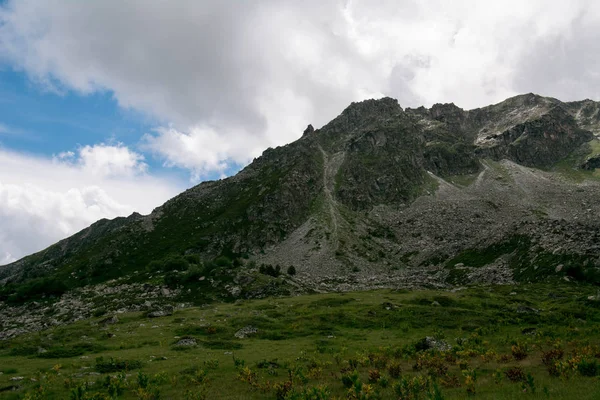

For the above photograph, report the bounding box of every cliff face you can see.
[2,93,600,296]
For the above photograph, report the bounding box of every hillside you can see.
[2,93,600,338]
[2,285,600,399]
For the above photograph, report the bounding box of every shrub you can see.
[184,265,205,282]
[146,260,164,272]
[341,370,359,388]
[504,367,526,382]
[287,266,297,276]
[95,357,143,373]
[388,362,402,379]
[541,349,564,376]
[511,344,528,361]
[1,368,18,375]
[368,369,381,383]
[137,372,149,389]
[184,254,201,265]
[378,375,389,388]
[577,358,598,377]
[6,277,68,303]
[259,264,281,277]
[214,256,233,268]
[164,271,182,287]
[164,257,189,272]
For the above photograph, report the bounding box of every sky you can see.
[1,0,600,264]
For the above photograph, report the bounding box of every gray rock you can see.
[147,307,174,318]
[420,336,452,352]
[175,337,197,347]
[234,326,258,339]
[516,306,539,314]
[99,315,119,325]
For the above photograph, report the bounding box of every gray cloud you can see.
[1,0,600,177]
[513,12,600,101]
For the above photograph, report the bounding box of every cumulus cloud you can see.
[54,143,148,178]
[3,1,599,181]
[0,147,182,263]
[3,0,600,180]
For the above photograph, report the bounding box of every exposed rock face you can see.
[475,106,593,167]
[2,93,600,337]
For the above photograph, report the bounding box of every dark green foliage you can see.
[38,343,105,359]
[214,256,233,268]
[164,257,190,271]
[1,368,18,375]
[577,359,598,377]
[287,265,297,276]
[184,254,201,265]
[259,264,281,277]
[3,277,68,304]
[95,356,143,373]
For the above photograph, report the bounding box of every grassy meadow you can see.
[2,284,600,399]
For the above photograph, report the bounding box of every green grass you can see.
[2,285,600,399]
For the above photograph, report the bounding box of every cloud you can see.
[54,143,148,178]
[0,147,182,263]
[1,0,600,177]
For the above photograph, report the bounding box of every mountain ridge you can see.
[2,93,600,304]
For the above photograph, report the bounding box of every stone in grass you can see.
[175,337,197,347]
[234,326,258,339]
[516,305,539,314]
[416,336,452,352]
[147,305,174,318]
[99,315,119,326]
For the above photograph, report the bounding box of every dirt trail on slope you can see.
[318,145,345,247]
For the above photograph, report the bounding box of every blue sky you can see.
[0,67,202,181]
[1,0,599,264]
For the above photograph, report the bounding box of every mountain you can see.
[2,93,600,336]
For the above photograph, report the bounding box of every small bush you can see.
[95,357,143,373]
[1,368,18,375]
[511,344,528,361]
[388,362,402,379]
[368,369,381,383]
[287,266,297,276]
[164,257,190,271]
[9,345,38,356]
[259,264,281,277]
[184,254,201,265]
[577,358,598,377]
[214,256,233,268]
[541,349,564,376]
[504,367,526,382]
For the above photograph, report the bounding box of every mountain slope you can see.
[2,93,600,301]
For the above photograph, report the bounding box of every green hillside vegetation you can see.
[2,284,600,399]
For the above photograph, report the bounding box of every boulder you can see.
[234,326,258,339]
[147,305,174,318]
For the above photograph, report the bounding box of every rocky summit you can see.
[2,93,600,337]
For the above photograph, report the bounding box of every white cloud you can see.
[3,1,599,181]
[0,147,182,264]
[54,143,148,178]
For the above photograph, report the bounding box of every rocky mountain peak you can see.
[2,93,600,317]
